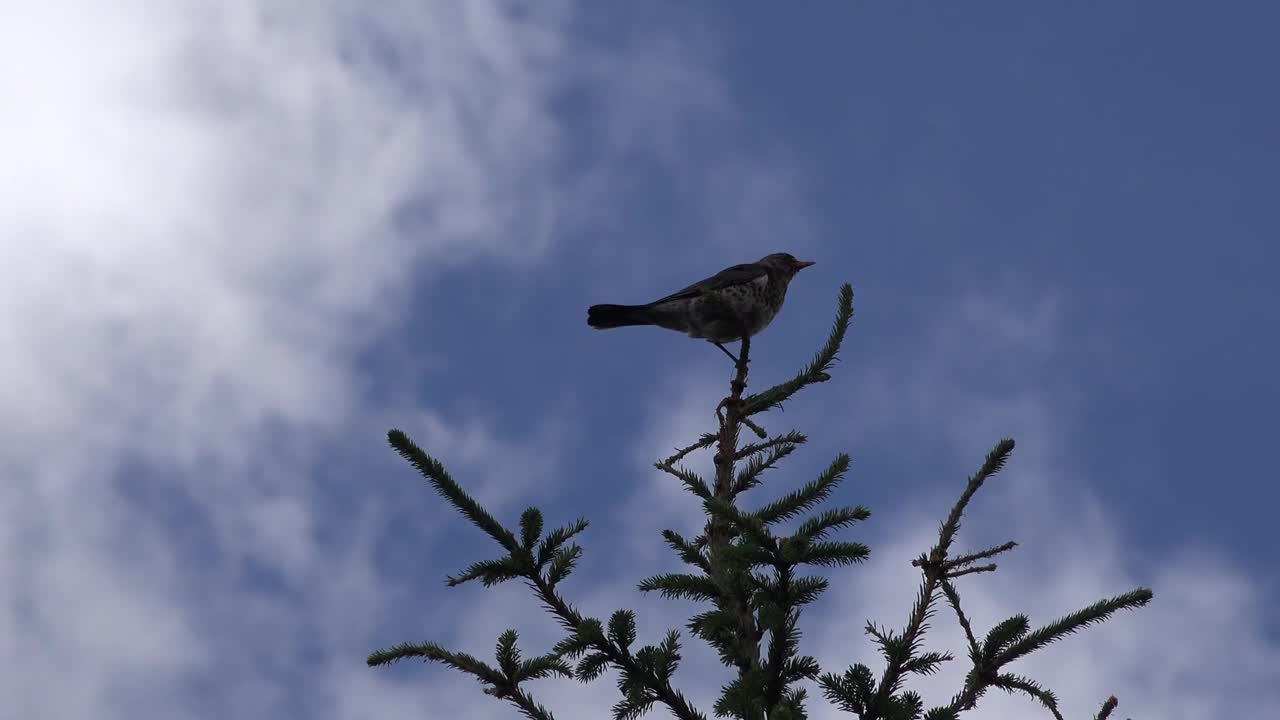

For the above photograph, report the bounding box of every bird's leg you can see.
[713,342,739,363]
[714,336,750,422]
[714,343,738,422]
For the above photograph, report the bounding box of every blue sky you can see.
[4,2,1277,719]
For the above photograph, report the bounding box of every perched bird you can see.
[588,252,815,360]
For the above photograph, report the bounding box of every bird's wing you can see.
[649,262,766,304]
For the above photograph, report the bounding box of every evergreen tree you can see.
[368,283,1152,719]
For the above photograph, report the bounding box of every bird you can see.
[587,252,815,361]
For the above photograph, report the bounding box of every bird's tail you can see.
[587,303,653,329]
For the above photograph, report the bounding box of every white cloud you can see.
[1,0,575,465]
[0,1,580,717]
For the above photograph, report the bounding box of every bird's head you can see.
[759,252,815,277]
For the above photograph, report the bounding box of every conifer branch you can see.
[654,460,713,500]
[663,434,719,469]
[791,506,871,544]
[705,496,777,556]
[906,444,1153,720]
[448,556,525,587]
[866,579,943,708]
[741,284,854,418]
[990,673,1062,720]
[996,589,1153,666]
[367,631,570,720]
[773,574,828,607]
[637,573,721,602]
[742,416,769,439]
[520,508,544,549]
[843,440,1020,718]
[528,569,706,720]
[376,280,1153,719]
[659,529,713,572]
[733,438,802,495]
[377,430,707,720]
[792,539,870,568]
[734,431,807,462]
[537,517,590,566]
[504,687,561,720]
[945,564,997,579]
[932,439,1016,562]
[946,541,1018,570]
[388,429,519,552]
[657,283,867,718]
[750,454,850,526]
[760,567,821,714]
[939,579,980,661]
[707,331,764,679]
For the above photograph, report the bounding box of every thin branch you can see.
[505,686,559,720]
[734,431,807,462]
[528,573,707,720]
[1095,695,1120,720]
[662,434,718,469]
[947,564,998,579]
[939,579,979,662]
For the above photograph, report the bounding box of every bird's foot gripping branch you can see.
[369,282,1152,720]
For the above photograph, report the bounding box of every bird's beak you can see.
[795,260,815,270]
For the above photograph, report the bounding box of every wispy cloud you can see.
[2,1,596,717]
